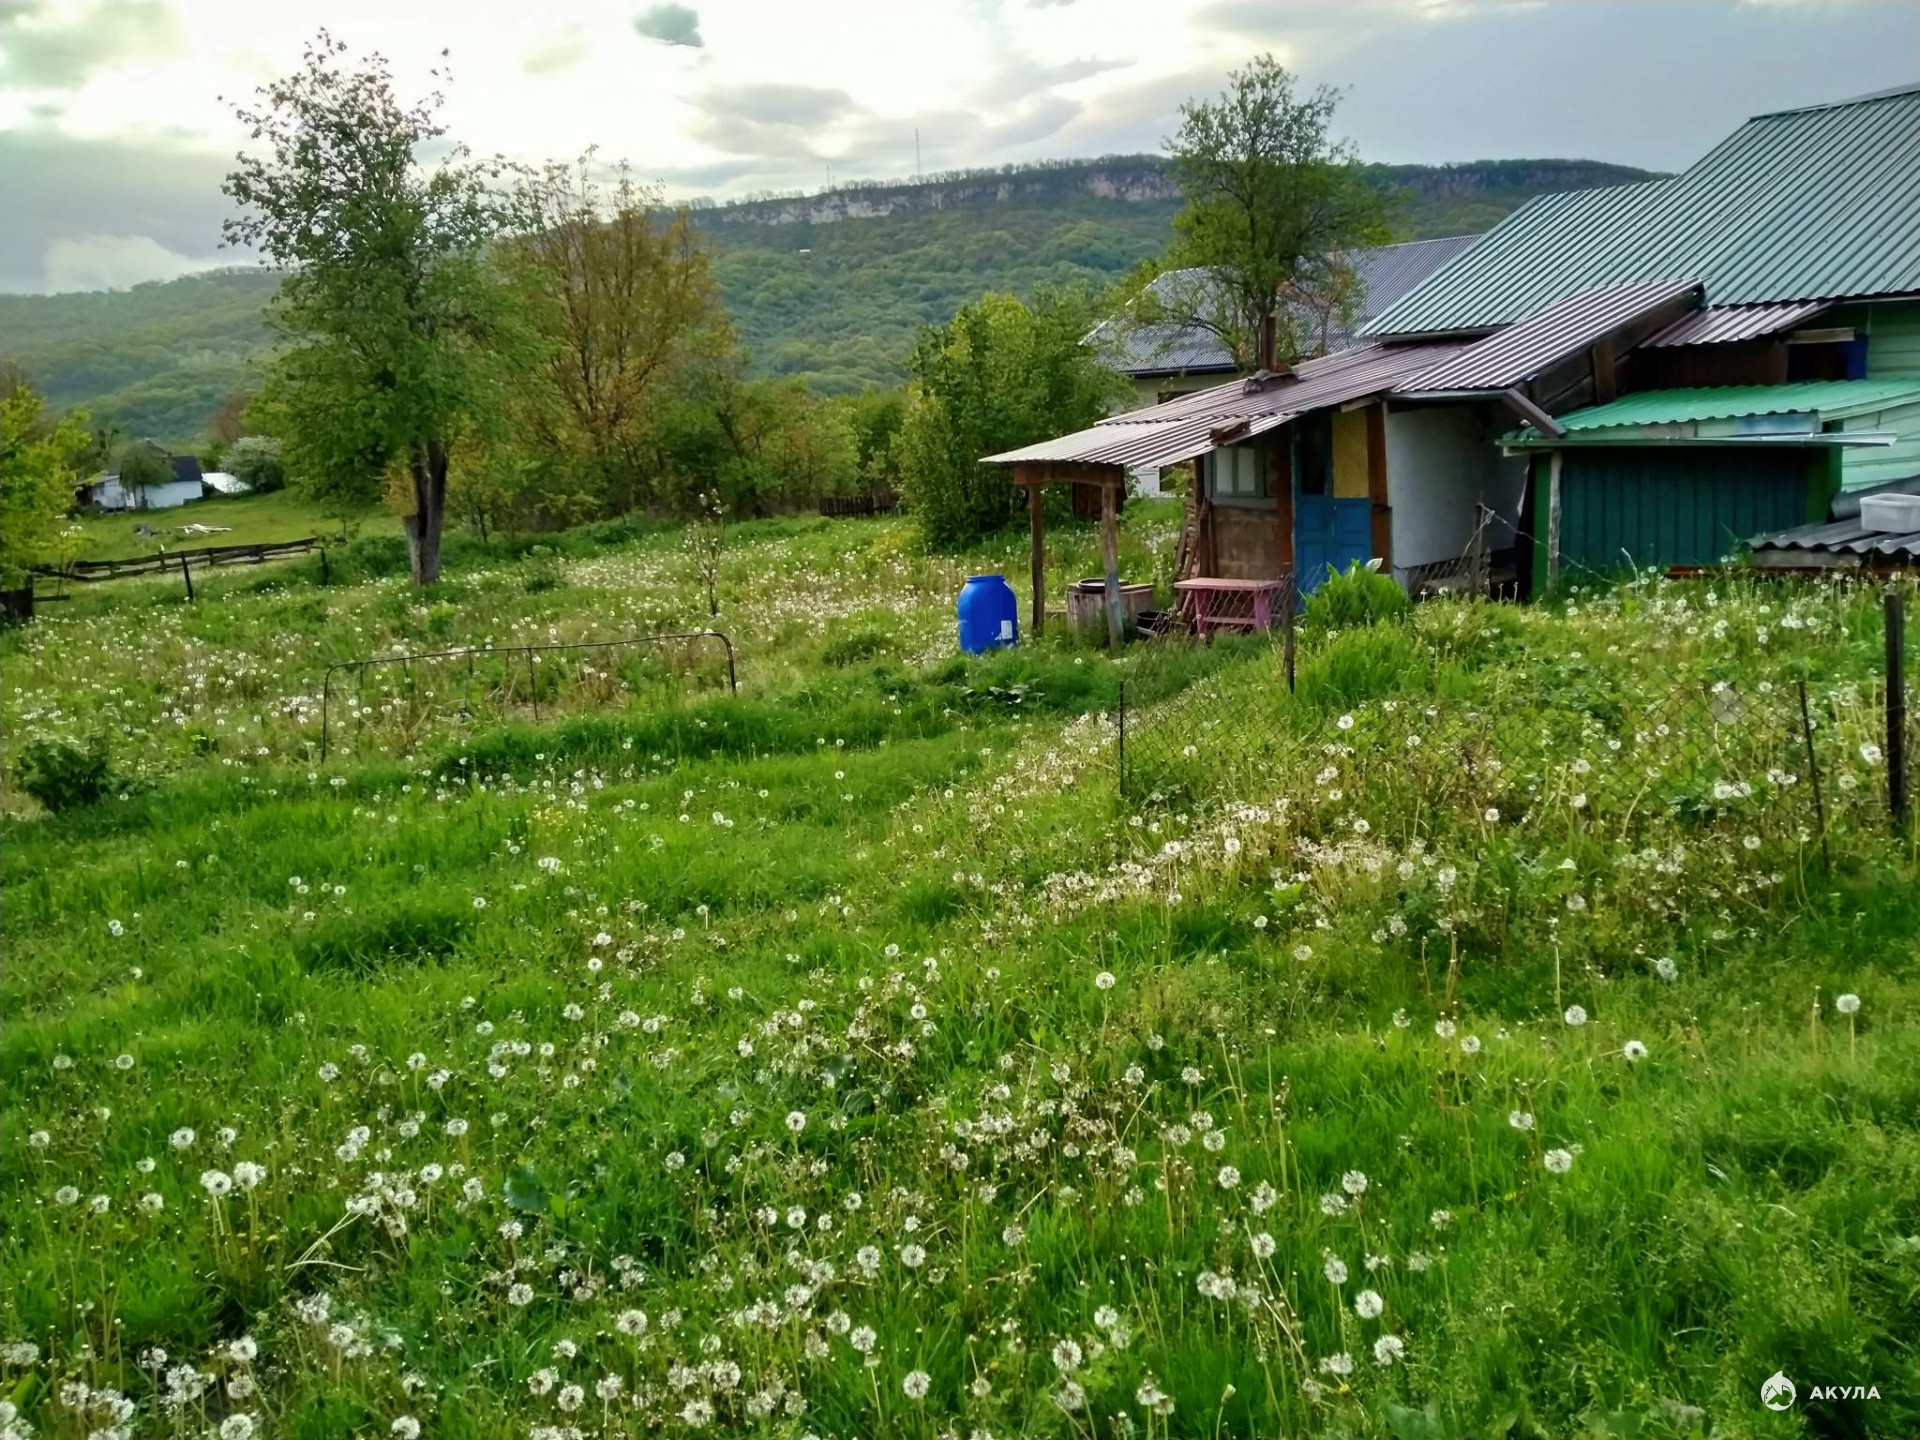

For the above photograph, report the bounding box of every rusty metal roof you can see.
[982,340,1462,468]
[1367,84,1920,337]
[1394,278,1701,395]
[1643,301,1831,347]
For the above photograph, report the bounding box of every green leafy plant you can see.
[1306,560,1411,629]
[12,733,118,812]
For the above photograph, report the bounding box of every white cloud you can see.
[42,232,214,290]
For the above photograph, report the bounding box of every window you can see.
[1209,444,1269,501]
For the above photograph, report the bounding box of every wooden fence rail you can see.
[33,537,321,584]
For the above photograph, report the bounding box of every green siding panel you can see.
[1865,300,1920,379]
[1839,398,1920,492]
[1560,450,1814,570]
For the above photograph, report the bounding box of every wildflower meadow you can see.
[4,506,1917,1439]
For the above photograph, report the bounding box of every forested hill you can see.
[0,156,1654,446]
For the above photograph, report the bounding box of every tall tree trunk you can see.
[405,440,448,586]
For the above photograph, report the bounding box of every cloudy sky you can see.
[0,0,1914,293]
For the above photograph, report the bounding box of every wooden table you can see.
[1174,577,1289,637]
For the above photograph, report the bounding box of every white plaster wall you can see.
[1384,404,1528,578]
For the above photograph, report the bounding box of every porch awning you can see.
[1501,379,1920,449]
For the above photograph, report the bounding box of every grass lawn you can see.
[69,490,401,561]
[3,512,1917,1439]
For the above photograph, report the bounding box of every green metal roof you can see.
[1505,380,1920,448]
[1366,83,1920,337]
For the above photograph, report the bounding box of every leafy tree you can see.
[509,156,731,515]
[225,435,286,494]
[1156,56,1387,369]
[114,438,173,494]
[222,33,521,585]
[843,388,906,491]
[896,290,1123,547]
[649,367,856,517]
[0,383,89,584]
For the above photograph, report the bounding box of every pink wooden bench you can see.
[1174,577,1289,637]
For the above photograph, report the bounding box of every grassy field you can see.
[4,511,1917,1440]
[67,492,403,563]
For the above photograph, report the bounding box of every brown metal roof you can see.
[1642,300,1830,347]
[982,341,1463,468]
[1394,278,1703,395]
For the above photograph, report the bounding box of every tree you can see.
[1156,56,1387,370]
[115,439,173,496]
[223,34,520,585]
[509,156,731,515]
[225,435,286,494]
[896,290,1123,547]
[0,383,89,585]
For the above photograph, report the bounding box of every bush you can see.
[1294,625,1425,712]
[226,436,287,494]
[13,734,119,812]
[1305,561,1411,630]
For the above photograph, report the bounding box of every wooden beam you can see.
[1007,460,1127,487]
[1501,386,1567,439]
[1545,450,1564,589]
[1100,480,1123,649]
[1590,341,1618,405]
[1027,476,1046,637]
[1366,402,1392,572]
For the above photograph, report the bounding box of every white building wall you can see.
[134,480,205,510]
[1383,404,1528,580]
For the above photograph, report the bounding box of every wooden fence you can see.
[34,537,321,585]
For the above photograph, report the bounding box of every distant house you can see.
[995,81,1920,609]
[81,454,207,512]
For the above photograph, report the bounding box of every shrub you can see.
[13,734,119,812]
[226,436,287,494]
[1294,624,1425,712]
[1305,561,1411,630]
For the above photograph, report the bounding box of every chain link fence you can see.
[1110,592,1915,859]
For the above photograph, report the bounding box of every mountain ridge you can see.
[0,155,1658,445]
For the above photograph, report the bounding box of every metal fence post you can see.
[179,550,195,602]
[1283,577,1297,693]
[1887,586,1908,832]
[1116,679,1127,801]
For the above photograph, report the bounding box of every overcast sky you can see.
[0,0,1914,294]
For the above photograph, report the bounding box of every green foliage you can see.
[113,438,172,492]
[11,732,118,812]
[1164,55,1389,367]
[1306,560,1414,629]
[224,435,285,494]
[0,382,90,583]
[224,33,525,584]
[897,290,1123,546]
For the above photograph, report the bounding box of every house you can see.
[1363,81,1920,584]
[81,454,207,512]
[988,81,1920,619]
[1087,236,1480,495]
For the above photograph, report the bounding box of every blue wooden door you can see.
[1295,496,1374,593]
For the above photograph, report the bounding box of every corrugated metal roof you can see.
[1394,278,1701,395]
[1089,235,1480,376]
[1749,517,1920,560]
[1364,84,1920,337]
[983,340,1462,467]
[1643,301,1831,347]
[1509,378,1920,440]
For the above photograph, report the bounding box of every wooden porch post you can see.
[1366,402,1392,572]
[1101,479,1124,648]
[1545,450,1564,590]
[1026,471,1046,636]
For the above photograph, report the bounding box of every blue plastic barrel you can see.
[957,574,1018,654]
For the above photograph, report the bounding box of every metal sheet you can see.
[1505,378,1920,441]
[1394,278,1702,395]
[1642,301,1831,347]
[1364,83,1920,338]
[982,340,1462,467]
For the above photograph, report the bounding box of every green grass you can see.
[67,491,401,562]
[4,514,1918,1439]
